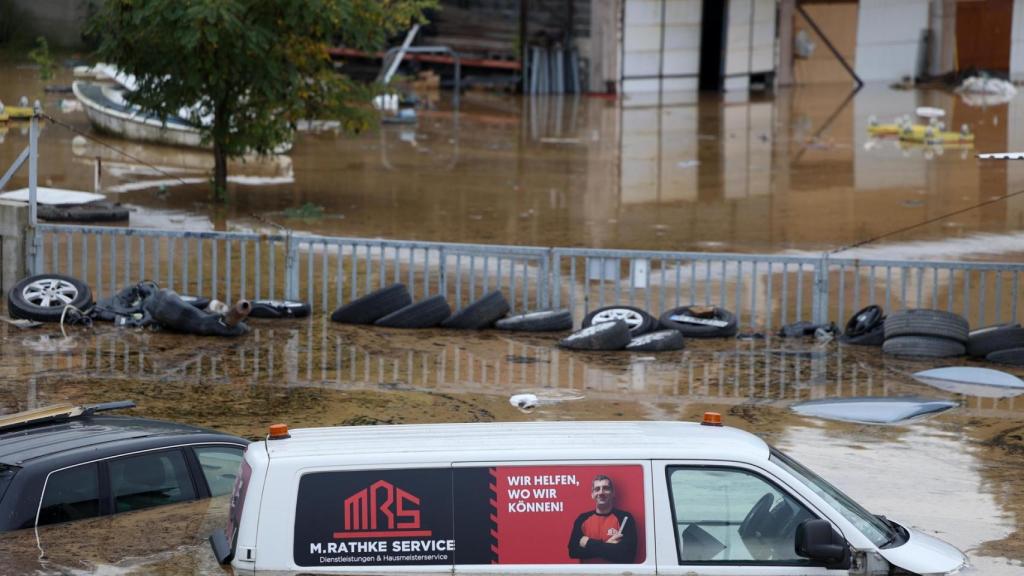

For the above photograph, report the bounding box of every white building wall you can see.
[724,0,777,92]
[854,0,929,82]
[1011,0,1024,81]
[621,0,703,94]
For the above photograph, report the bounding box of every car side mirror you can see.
[795,519,850,569]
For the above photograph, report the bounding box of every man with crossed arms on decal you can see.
[567,474,638,563]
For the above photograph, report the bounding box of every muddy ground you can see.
[0,317,1021,574]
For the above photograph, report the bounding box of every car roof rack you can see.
[0,400,136,433]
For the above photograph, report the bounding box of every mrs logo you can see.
[333,479,431,539]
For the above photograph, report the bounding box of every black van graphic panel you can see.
[294,468,455,567]
[294,465,645,567]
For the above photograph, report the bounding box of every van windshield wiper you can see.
[874,515,902,548]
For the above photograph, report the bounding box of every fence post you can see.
[438,246,447,298]
[284,233,300,300]
[813,255,830,325]
[551,249,560,309]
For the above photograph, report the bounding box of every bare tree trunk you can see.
[213,141,228,202]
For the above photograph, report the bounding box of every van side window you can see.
[109,450,196,513]
[667,467,815,564]
[38,463,101,526]
[194,446,244,497]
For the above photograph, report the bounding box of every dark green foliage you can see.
[88,0,436,200]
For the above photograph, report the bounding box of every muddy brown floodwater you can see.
[1,59,1024,574]
[0,318,1022,575]
[5,62,1024,259]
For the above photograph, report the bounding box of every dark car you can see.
[0,401,248,532]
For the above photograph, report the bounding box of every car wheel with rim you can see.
[8,274,93,322]
[582,306,655,336]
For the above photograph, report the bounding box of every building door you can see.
[956,0,1013,71]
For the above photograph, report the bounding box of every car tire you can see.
[967,324,1024,358]
[883,309,969,343]
[985,347,1024,365]
[844,305,884,337]
[441,290,511,329]
[374,295,452,328]
[838,322,885,346]
[494,309,574,332]
[248,299,312,319]
[8,273,94,322]
[658,306,738,338]
[558,320,631,351]
[582,306,656,336]
[625,329,685,352]
[330,284,412,324]
[882,335,966,358]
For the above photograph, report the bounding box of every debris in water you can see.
[676,160,700,169]
[510,393,538,411]
[792,396,957,424]
[912,366,1024,398]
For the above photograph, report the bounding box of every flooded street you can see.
[0,319,1022,574]
[1,59,1024,574]
[4,64,1024,257]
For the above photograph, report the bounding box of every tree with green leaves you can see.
[89,0,436,200]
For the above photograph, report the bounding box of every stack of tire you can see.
[882,309,969,358]
[330,283,573,332]
[557,304,737,352]
[966,323,1024,365]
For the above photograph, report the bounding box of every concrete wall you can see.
[9,0,92,48]
[724,0,777,92]
[621,0,703,94]
[854,0,929,82]
[619,0,774,95]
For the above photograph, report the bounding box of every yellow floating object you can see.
[867,123,902,136]
[4,106,33,119]
[899,124,973,145]
[0,109,8,123]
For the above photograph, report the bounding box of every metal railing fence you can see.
[32,224,1024,331]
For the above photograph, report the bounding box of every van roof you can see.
[266,421,770,463]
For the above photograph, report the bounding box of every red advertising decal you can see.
[491,465,645,564]
[335,480,430,538]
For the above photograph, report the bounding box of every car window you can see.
[38,463,101,526]
[667,467,815,564]
[109,450,196,513]
[194,446,244,497]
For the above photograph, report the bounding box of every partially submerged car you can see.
[212,416,969,575]
[0,401,247,532]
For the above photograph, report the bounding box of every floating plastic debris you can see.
[791,396,957,424]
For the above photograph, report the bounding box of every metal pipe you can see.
[223,299,252,327]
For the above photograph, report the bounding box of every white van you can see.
[211,417,970,575]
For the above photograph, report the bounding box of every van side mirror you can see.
[795,519,851,569]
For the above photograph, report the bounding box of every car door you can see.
[653,461,849,575]
[452,460,656,575]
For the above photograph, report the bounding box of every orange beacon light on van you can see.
[701,412,723,427]
[268,423,291,439]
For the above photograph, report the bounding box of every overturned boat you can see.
[73,81,204,148]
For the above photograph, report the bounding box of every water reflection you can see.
[5,321,1023,420]
[5,68,1024,253]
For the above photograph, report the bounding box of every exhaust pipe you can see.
[223,299,252,327]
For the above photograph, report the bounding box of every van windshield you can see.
[770,448,898,548]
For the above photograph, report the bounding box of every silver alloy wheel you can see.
[22,278,79,308]
[591,308,644,328]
